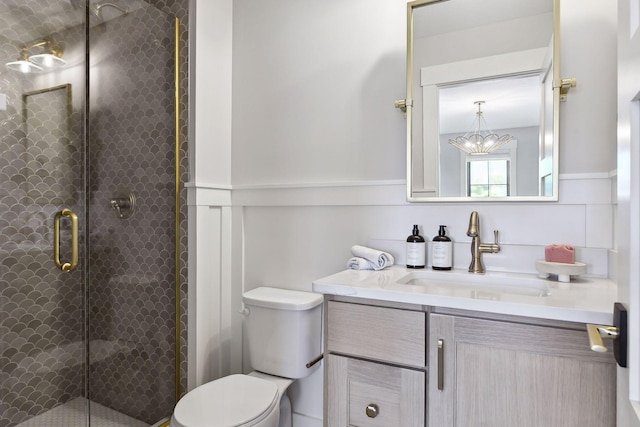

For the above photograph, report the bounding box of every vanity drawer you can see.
[326,301,426,367]
[326,354,425,427]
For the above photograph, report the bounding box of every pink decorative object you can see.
[544,244,575,264]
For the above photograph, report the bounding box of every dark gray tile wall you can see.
[87,6,177,423]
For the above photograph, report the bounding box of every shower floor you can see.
[15,397,149,427]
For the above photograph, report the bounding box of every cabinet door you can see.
[326,354,425,427]
[428,314,616,427]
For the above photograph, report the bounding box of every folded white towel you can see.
[347,257,377,270]
[350,245,395,270]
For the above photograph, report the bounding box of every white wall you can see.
[190,0,618,425]
[231,0,406,185]
[187,0,237,392]
[559,0,618,174]
[191,0,233,187]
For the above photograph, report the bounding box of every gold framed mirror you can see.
[404,0,560,202]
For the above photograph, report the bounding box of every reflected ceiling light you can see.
[5,38,66,74]
[448,101,513,156]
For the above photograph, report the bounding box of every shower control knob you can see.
[365,403,379,418]
[109,190,136,219]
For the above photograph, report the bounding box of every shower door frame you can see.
[83,9,183,427]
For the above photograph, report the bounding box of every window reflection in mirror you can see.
[467,158,510,197]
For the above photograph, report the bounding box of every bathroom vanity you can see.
[314,267,618,427]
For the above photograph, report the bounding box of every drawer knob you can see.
[366,403,379,418]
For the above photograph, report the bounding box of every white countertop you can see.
[312,266,618,325]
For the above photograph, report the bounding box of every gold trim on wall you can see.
[21,83,73,151]
[22,83,75,205]
[174,15,182,407]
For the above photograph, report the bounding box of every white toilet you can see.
[171,287,323,427]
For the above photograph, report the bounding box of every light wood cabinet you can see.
[326,300,425,367]
[326,354,425,426]
[428,313,617,427]
[324,299,427,426]
[324,297,617,427]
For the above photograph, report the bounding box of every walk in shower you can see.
[1,1,187,426]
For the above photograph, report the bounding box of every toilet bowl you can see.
[171,287,323,427]
[170,373,293,427]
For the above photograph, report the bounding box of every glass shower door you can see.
[86,3,178,426]
[1,2,180,426]
[0,2,88,426]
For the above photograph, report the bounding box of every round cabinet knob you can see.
[365,403,379,418]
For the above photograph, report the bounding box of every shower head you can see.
[67,0,130,23]
[90,2,130,20]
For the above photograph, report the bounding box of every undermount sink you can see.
[396,269,550,298]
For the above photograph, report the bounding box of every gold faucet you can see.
[467,211,500,274]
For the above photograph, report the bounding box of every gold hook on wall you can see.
[555,77,577,101]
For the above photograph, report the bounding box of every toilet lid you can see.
[172,374,279,427]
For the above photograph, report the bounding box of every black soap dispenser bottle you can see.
[406,225,426,269]
[432,225,452,270]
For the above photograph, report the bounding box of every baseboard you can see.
[292,413,323,427]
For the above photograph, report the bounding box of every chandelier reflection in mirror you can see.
[448,101,514,156]
[5,38,66,74]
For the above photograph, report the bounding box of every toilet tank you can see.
[243,287,323,379]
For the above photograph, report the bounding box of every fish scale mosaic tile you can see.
[1,1,190,426]
[0,35,85,427]
[85,5,185,422]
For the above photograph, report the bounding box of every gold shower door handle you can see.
[53,208,79,272]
